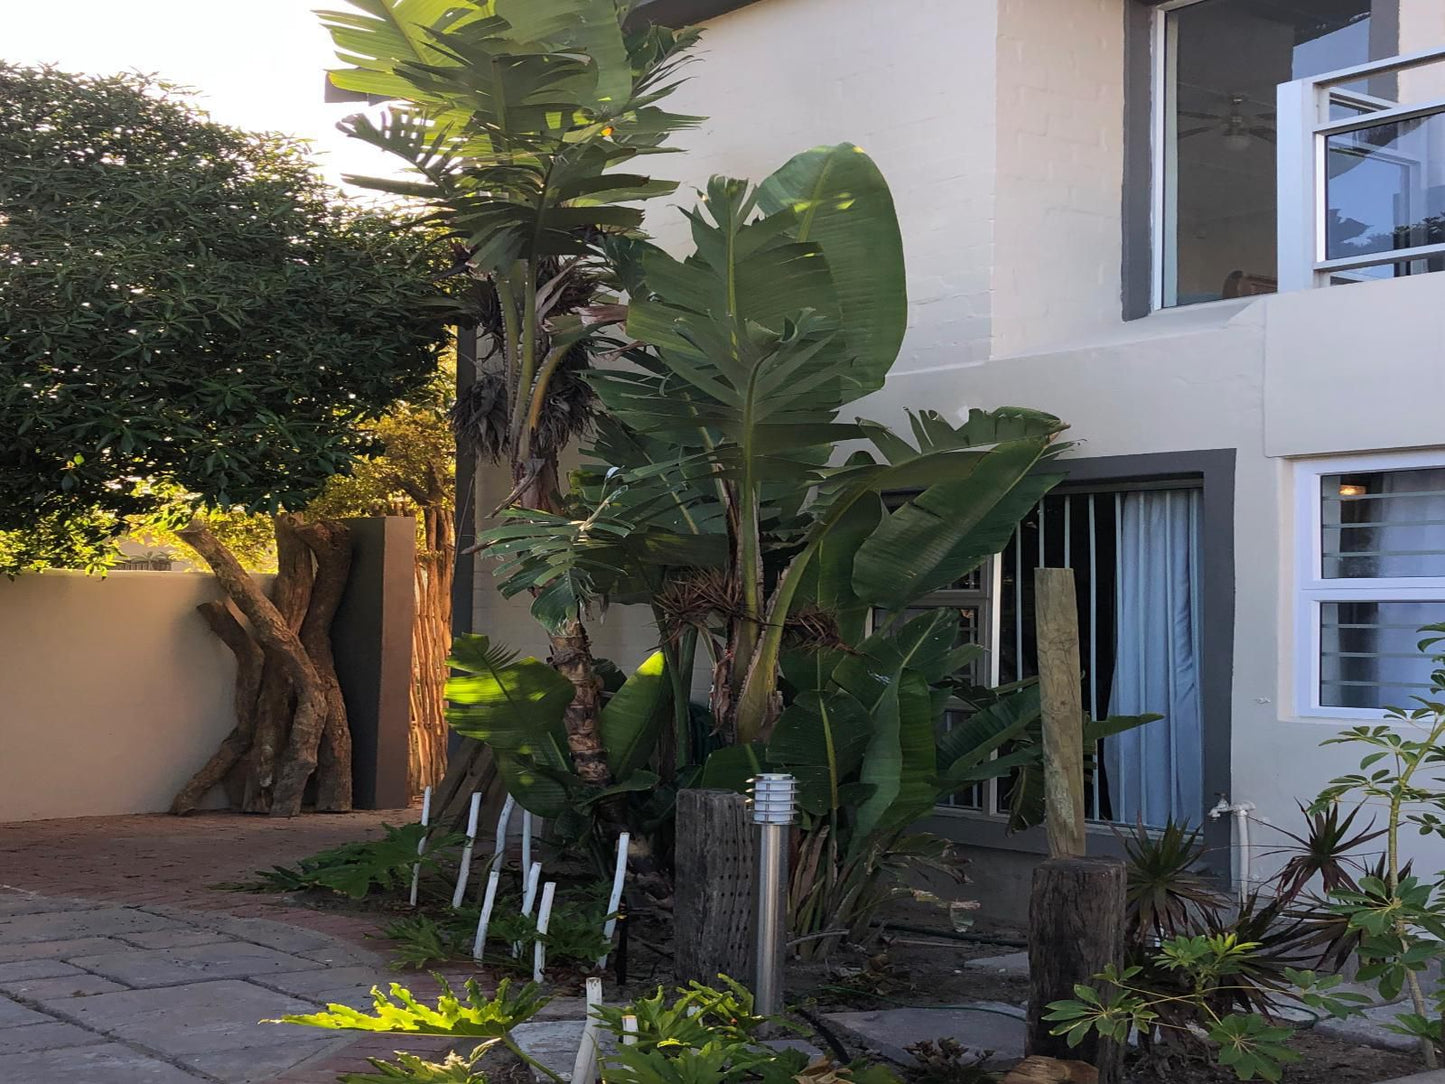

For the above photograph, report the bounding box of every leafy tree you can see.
[0,63,452,575]
[0,64,456,814]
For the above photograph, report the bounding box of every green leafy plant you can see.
[228,826,459,901]
[591,977,779,1054]
[274,977,562,1083]
[381,916,468,971]
[1117,819,1224,941]
[1045,937,1367,1082]
[1308,623,1445,1069]
[230,823,464,900]
[339,1044,495,1083]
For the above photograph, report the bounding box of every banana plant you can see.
[445,634,672,850]
[319,0,703,801]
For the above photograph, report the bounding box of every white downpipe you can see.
[1209,797,1257,903]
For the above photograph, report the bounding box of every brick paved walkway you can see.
[0,811,492,1081]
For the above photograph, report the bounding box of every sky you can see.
[2,0,395,188]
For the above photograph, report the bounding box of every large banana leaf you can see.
[852,440,1064,609]
[757,143,906,390]
[319,0,482,101]
[445,634,576,816]
[599,650,670,780]
[767,690,872,816]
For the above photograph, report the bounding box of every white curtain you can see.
[1106,489,1204,827]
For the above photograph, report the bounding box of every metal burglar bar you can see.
[928,481,1203,826]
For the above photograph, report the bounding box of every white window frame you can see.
[1278,44,1445,291]
[1293,450,1445,721]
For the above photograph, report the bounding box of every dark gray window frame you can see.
[629,0,759,27]
[923,448,1236,865]
[1122,1,1158,320]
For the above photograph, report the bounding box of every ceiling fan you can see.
[1179,93,1276,151]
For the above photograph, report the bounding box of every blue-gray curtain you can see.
[1105,489,1204,826]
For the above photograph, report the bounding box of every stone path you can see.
[0,887,456,1083]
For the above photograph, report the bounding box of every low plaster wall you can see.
[0,571,240,822]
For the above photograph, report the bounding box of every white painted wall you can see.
[0,571,239,822]
[464,0,1445,881]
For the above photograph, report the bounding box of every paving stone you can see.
[19,974,129,999]
[256,964,389,998]
[0,894,103,919]
[511,1019,590,1081]
[0,1040,206,1082]
[301,985,384,1009]
[0,907,182,945]
[70,941,321,988]
[296,943,386,967]
[0,1019,108,1053]
[1314,1004,1420,1053]
[822,1004,1026,1068]
[179,1036,351,1083]
[969,951,1030,977]
[0,958,83,982]
[0,997,53,1029]
[45,979,317,1056]
[0,936,130,963]
[203,916,341,954]
[121,928,237,950]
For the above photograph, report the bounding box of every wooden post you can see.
[1034,567,1087,859]
[1027,856,1127,1083]
[675,789,756,984]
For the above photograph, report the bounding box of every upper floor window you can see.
[1155,0,1397,308]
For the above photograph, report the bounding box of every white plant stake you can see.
[520,809,533,877]
[452,791,483,908]
[621,1015,639,1046]
[408,786,431,908]
[471,868,501,961]
[533,881,557,982]
[598,831,629,968]
[514,861,542,956]
[569,977,604,1084]
[492,793,516,868]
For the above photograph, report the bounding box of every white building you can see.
[468,0,1445,906]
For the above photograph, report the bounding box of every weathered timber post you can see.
[675,789,755,985]
[1027,568,1126,1083]
[1026,857,1126,1081]
[1035,567,1086,859]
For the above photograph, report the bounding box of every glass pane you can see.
[1162,0,1379,308]
[1320,600,1445,708]
[1322,467,1445,578]
[1326,113,1445,270]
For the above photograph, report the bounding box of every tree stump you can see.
[1027,856,1127,1083]
[675,789,755,985]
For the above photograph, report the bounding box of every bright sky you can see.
[2,0,394,189]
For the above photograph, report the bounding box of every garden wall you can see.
[0,570,245,822]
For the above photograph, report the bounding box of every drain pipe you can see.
[1209,796,1256,903]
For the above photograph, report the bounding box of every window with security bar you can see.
[914,482,1206,828]
[1297,456,1445,714]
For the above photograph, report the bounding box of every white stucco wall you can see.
[0,571,239,821]
[467,0,1445,881]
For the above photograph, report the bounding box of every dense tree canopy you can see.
[0,64,455,573]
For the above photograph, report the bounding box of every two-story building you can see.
[465,0,1445,908]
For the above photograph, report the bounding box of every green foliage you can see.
[591,977,775,1055]
[340,1043,496,1083]
[275,977,551,1037]
[1307,624,1445,1065]
[1117,819,1224,940]
[234,823,462,900]
[1045,939,1366,1082]
[380,887,611,972]
[0,64,453,574]
[446,635,666,833]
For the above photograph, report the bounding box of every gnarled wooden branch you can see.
[295,518,353,812]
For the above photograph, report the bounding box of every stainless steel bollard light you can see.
[749,772,797,1016]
